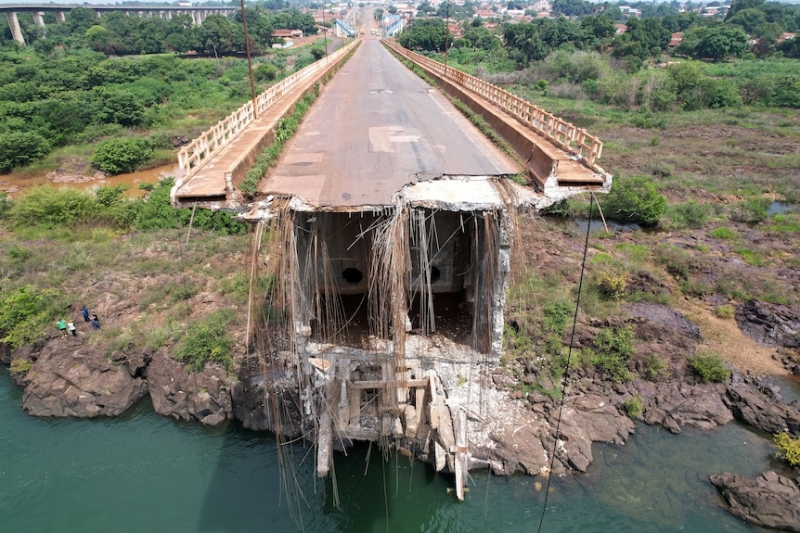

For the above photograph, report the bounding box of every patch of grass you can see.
[714,305,735,319]
[709,227,737,239]
[689,352,731,383]
[728,199,769,224]
[176,309,236,373]
[735,248,766,267]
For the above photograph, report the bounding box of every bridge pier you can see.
[55,11,65,23]
[32,12,45,28]
[6,12,24,45]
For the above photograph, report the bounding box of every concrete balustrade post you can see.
[6,12,24,45]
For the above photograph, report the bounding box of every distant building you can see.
[614,23,627,35]
[668,32,683,48]
[777,32,796,44]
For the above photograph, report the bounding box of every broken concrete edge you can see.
[237,174,608,221]
[381,40,611,194]
[169,40,362,210]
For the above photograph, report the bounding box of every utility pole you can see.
[240,0,258,119]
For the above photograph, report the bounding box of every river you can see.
[0,165,177,198]
[2,370,787,532]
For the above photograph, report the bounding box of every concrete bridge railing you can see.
[177,40,360,180]
[382,40,604,167]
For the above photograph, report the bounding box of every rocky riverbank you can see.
[1,213,799,529]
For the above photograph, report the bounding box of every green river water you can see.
[1,369,787,532]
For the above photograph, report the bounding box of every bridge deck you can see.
[260,39,519,209]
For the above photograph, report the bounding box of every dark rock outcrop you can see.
[22,342,147,417]
[710,471,800,531]
[622,380,733,433]
[725,384,800,435]
[147,353,233,426]
[736,300,800,348]
[553,393,635,472]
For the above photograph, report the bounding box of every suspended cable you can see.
[536,193,594,533]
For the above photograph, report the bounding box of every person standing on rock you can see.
[57,319,67,338]
[68,321,77,337]
[81,305,90,323]
[91,314,101,330]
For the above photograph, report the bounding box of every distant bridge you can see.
[2,4,235,44]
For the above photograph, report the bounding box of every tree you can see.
[695,26,747,61]
[0,131,51,172]
[91,137,154,174]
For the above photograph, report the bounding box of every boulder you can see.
[725,385,800,435]
[630,380,733,433]
[736,300,800,348]
[147,353,233,426]
[551,393,635,472]
[22,341,146,418]
[710,471,800,531]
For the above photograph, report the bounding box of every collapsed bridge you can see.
[171,34,610,499]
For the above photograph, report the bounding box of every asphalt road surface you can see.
[261,39,520,208]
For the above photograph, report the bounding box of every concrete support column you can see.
[55,12,65,23]
[96,10,102,18]
[32,12,45,28]
[6,12,24,45]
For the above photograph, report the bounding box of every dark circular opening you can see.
[430,266,441,283]
[342,268,363,284]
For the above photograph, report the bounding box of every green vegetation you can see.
[715,305,735,319]
[91,138,155,174]
[600,176,667,227]
[710,227,737,240]
[689,352,731,383]
[624,395,644,418]
[176,309,236,372]
[587,325,636,382]
[0,286,65,348]
[774,432,800,467]
[9,358,34,376]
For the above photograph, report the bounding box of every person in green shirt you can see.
[57,319,67,338]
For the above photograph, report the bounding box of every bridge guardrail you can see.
[382,40,603,167]
[178,40,360,179]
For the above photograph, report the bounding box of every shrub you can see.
[689,352,731,383]
[591,325,636,382]
[8,186,96,226]
[729,199,769,224]
[774,432,800,467]
[0,285,64,348]
[667,201,713,228]
[601,176,667,227]
[254,63,278,81]
[645,354,666,380]
[9,358,33,375]
[623,395,643,418]
[543,300,573,336]
[176,309,236,372]
[595,265,629,300]
[91,137,154,174]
